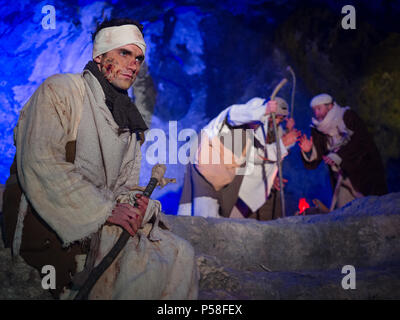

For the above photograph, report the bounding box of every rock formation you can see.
[165,192,400,299]
[1,192,399,299]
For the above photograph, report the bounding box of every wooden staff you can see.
[286,66,296,119]
[269,78,288,217]
[74,164,171,300]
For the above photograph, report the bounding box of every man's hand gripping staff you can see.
[74,164,176,300]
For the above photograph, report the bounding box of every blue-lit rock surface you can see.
[1,0,399,217]
[165,192,400,299]
[1,192,399,299]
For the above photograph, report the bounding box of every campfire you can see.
[294,198,330,216]
[295,198,310,216]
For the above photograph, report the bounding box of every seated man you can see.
[178,97,299,220]
[299,93,387,209]
[2,18,198,299]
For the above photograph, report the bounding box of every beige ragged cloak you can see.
[13,70,198,299]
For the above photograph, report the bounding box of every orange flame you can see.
[297,198,310,215]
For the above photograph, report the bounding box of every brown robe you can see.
[2,141,88,298]
[302,109,387,196]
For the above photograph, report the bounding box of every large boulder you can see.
[0,192,399,299]
[166,193,400,272]
[164,192,400,299]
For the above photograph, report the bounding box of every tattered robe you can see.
[301,105,387,208]
[3,70,198,299]
[178,98,288,219]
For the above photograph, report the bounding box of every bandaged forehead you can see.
[93,24,146,59]
[310,93,333,108]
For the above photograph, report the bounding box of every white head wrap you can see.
[274,97,289,116]
[92,24,146,59]
[310,93,333,108]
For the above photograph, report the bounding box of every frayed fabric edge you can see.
[61,203,113,248]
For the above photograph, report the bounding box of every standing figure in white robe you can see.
[178,97,300,220]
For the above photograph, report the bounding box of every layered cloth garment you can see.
[301,103,387,207]
[178,97,288,219]
[2,68,198,299]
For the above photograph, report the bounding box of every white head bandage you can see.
[92,24,146,59]
[310,93,333,108]
[274,97,289,116]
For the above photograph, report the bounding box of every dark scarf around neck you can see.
[84,61,148,135]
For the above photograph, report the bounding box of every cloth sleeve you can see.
[336,110,370,166]
[326,152,342,166]
[15,75,114,246]
[227,97,266,126]
[301,145,318,162]
[203,97,266,138]
[300,128,326,170]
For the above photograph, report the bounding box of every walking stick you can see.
[269,78,288,217]
[74,164,174,300]
[286,66,296,119]
[329,171,343,212]
[329,166,363,212]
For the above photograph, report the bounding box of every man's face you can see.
[312,103,333,121]
[247,115,286,131]
[94,44,144,90]
[268,115,286,126]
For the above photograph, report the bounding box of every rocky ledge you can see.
[1,192,399,299]
[164,192,400,299]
